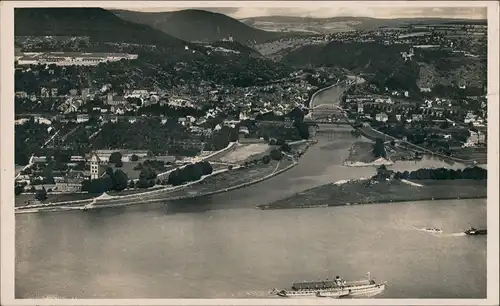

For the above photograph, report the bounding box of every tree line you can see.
[393,166,487,180]
[167,161,213,186]
[81,167,129,194]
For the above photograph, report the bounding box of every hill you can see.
[281,41,425,95]
[242,16,487,33]
[15,8,187,48]
[112,9,289,44]
[208,41,262,57]
[281,41,409,69]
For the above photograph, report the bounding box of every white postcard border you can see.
[1,1,499,305]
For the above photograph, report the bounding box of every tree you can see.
[295,122,310,139]
[35,187,47,202]
[139,166,157,180]
[15,184,24,196]
[113,169,129,191]
[105,167,114,177]
[167,168,182,186]
[131,154,139,162]
[199,161,213,175]
[109,151,122,164]
[270,149,283,160]
[136,177,150,188]
[81,179,91,192]
[128,180,135,189]
[101,174,114,192]
[280,143,291,153]
[42,165,55,184]
[262,155,271,164]
[372,138,387,158]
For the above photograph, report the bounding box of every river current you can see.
[15,87,487,299]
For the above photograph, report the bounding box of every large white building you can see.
[16,52,138,66]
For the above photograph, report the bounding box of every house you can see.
[149,95,160,104]
[40,87,49,98]
[15,91,28,98]
[91,150,149,163]
[375,113,389,122]
[239,126,250,135]
[412,114,423,122]
[106,93,127,106]
[81,88,90,97]
[32,156,48,164]
[76,114,89,123]
[49,88,58,97]
[178,117,187,126]
[111,105,125,115]
[70,156,86,162]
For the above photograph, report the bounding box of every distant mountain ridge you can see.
[112,9,291,44]
[242,15,487,33]
[15,8,188,48]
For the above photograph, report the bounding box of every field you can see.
[104,161,142,179]
[219,143,271,163]
[451,147,487,163]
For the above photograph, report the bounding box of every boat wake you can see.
[411,227,469,237]
[450,232,467,237]
[413,226,443,234]
[230,290,277,298]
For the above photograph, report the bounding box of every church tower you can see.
[89,152,100,180]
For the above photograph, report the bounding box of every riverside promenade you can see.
[15,140,315,214]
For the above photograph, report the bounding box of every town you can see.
[14,12,487,208]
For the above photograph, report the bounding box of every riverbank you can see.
[94,159,299,209]
[258,178,487,210]
[16,159,299,214]
[15,140,316,213]
[357,125,482,165]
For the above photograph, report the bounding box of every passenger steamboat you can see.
[271,273,386,298]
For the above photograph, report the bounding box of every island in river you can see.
[259,166,487,210]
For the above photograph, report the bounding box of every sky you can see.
[122,6,487,20]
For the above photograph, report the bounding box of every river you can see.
[15,86,487,299]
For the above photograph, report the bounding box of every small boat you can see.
[464,227,487,236]
[271,273,386,298]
